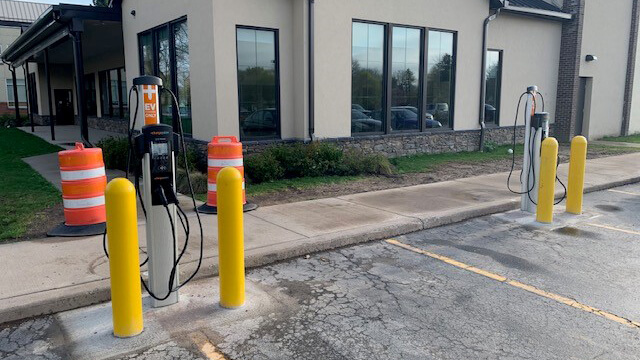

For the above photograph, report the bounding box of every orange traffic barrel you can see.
[206,136,246,207]
[59,142,107,226]
[197,136,257,214]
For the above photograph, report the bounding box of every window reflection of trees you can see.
[426,30,454,128]
[237,28,279,139]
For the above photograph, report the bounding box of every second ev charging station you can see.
[520,85,549,214]
[133,76,179,307]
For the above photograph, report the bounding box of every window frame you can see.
[351,20,458,136]
[389,24,425,134]
[6,78,27,109]
[425,27,457,132]
[351,19,388,136]
[235,25,282,141]
[98,67,126,119]
[137,16,191,135]
[485,48,503,127]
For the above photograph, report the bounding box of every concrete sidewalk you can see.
[1,153,640,324]
[18,125,124,150]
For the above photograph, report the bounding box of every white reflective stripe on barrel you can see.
[207,182,246,192]
[60,167,106,181]
[208,158,244,167]
[63,195,106,209]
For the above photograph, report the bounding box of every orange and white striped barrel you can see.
[59,142,107,226]
[207,136,246,207]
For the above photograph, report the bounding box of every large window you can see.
[391,26,422,131]
[99,67,127,118]
[426,30,455,129]
[351,22,456,135]
[352,22,385,134]
[139,18,192,135]
[485,50,502,125]
[236,27,280,140]
[7,79,27,109]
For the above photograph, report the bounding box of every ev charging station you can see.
[133,76,180,307]
[520,85,549,214]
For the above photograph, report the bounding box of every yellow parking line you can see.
[190,332,227,360]
[385,238,640,329]
[585,223,640,236]
[608,189,640,196]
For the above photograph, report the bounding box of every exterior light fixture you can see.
[585,54,597,62]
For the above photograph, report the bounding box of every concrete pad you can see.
[249,197,412,237]
[56,276,288,360]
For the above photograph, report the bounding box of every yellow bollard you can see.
[217,167,245,308]
[566,136,588,214]
[105,178,144,338]
[536,137,559,224]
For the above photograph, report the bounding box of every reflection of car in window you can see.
[241,108,278,133]
[372,107,442,130]
[351,109,382,132]
[352,104,371,116]
[426,103,450,123]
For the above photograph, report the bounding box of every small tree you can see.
[92,0,109,6]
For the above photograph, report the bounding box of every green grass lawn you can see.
[392,144,524,174]
[601,134,640,144]
[0,128,62,240]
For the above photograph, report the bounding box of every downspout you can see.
[308,0,315,141]
[479,6,502,152]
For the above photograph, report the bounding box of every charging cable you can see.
[102,84,205,299]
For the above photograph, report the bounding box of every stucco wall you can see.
[487,13,562,127]
[119,0,565,143]
[580,0,633,139]
[312,0,487,138]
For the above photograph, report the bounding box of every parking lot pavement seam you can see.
[385,238,640,330]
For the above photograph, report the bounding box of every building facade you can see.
[0,0,49,117]
[3,0,640,155]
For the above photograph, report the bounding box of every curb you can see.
[1,175,639,325]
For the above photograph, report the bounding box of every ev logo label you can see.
[143,85,159,125]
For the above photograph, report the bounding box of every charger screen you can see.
[151,142,168,157]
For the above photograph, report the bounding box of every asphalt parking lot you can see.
[3,183,640,359]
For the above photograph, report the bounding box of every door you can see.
[54,89,74,125]
[576,77,593,137]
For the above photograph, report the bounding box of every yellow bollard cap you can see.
[106,178,136,197]
[217,167,243,186]
[571,135,587,145]
[542,137,559,147]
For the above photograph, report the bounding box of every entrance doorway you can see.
[54,89,74,125]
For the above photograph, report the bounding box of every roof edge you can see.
[503,4,572,21]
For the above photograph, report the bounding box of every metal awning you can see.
[1,4,121,68]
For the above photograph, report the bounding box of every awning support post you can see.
[23,63,33,132]
[44,48,55,141]
[71,30,90,146]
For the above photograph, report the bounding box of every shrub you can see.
[244,142,395,184]
[483,141,499,153]
[96,136,130,171]
[176,169,208,195]
[0,114,26,128]
[245,151,285,183]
